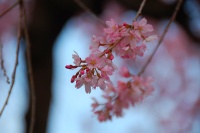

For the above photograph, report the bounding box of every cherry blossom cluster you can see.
[66,18,157,93]
[92,66,154,121]
[65,18,157,121]
[65,50,116,93]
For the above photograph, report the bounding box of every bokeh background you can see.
[0,0,200,133]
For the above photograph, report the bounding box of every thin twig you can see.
[0,43,10,84]
[20,0,36,133]
[138,0,183,76]
[74,0,106,27]
[0,1,19,18]
[0,3,22,116]
[133,0,147,21]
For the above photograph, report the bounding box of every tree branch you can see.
[0,1,19,18]
[74,0,106,27]
[20,0,36,133]
[0,2,22,116]
[133,0,147,21]
[0,43,10,84]
[138,0,183,76]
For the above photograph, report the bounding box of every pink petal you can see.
[139,18,147,26]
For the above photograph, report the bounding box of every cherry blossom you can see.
[92,68,154,121]
[85,54,103,69]
[75,74,98,93]
[66,18,157,93]
[104,19,119,34]
[119,66,131,78]
[72,51,81,66]
[133,18,154,33]
[65,18,157,121]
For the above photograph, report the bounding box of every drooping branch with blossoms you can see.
[66,18,157,93]
[66,0,183,122]
[66,14,157,122]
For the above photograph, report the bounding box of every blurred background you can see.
[0,0,200,133]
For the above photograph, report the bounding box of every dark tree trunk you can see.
[25,1,77,133]
[25,0,104,132]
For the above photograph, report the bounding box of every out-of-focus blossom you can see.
[92,73,154,121]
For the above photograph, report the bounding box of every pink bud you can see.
[65,65,72,69]
[65,65,78,69]
[104,49,110,54]
[109,54,114,60]
[71,75,76,83]
[86,68,90,72]
[123,23,127,26]
[80,70,85,75]
[119,66,131,78]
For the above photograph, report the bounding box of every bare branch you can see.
[74,0,147,28]
[0,43,10,84]
[74,0,106,27]
[0,3,22,116]
[133,0,147,21]
[138,0,183,76]
[0,1,19,18]
[20,0,36,132]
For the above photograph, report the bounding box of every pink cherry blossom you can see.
[75,76,91,93]
[72,51,81,66]
[92,75,154,121]
[115,45,137,59]
[133,18,154,33]
[85,54,102,69]
[97,78,106,90]
[144,35,158,42]
[90,35,107,51]
[104,19,126,43]
[95,110,112,122]
[75,74,98,94]
[134,44,147,57]
[119,66,131,78]
[66,18,157,121]
[131,76,154,101]
[104,19,118,34]
[66,18,157,93]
